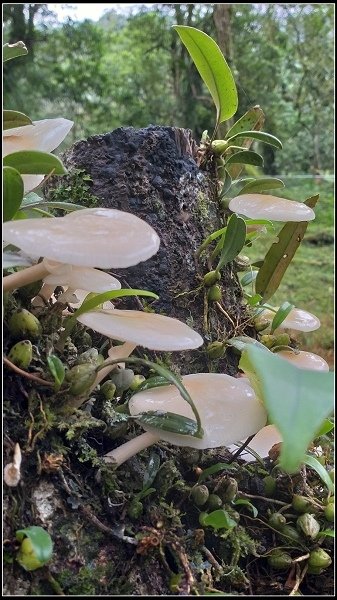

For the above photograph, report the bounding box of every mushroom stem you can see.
[3,262,50,293]
[88,341,137,395]
[104,431,160,467]
[31,283,57,307]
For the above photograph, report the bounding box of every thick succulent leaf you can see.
[3,110,32,130]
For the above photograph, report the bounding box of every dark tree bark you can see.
[48,125,247,377]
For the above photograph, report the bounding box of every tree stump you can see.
[51,125,247,376]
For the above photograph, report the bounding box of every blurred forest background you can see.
[3,2,334,364]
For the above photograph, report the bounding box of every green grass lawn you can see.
[241,176,334,367]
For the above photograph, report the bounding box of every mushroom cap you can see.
[276,350,329,371]
[229,194,315,222]
[255,307,320,333]
[77,309,203,350]
[3,208,160,268]
[43,260,121,292]
[129,373,267,449]
[3,118,73,193]
[229,425,282,463]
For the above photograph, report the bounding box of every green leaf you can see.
[134,410,199,437]
[216,214,247,271]
[197,463,233,484]
[3,41,28,62]
[225,150,264,167]
[3,110,33,130]
[202,509,237,531]
[239,178,285,195]
[233,498,258,517]
[303,455,334,493]
[21,199,85,212]
[220,170,232,196]
[173,26,238,125]
[255,195,319,300]
[15,526,53,565]
[225,106,265,179]
[239,346,334,474]
[3,150,66,175]
[73,289,159,320]
[317,530,335,538]
[47,355,65,391]
[142,452,161,491]
[226,130,282,149]
[227,336,267,353]
[315,419,334,438]
[241,271,258,287]
[134,376,169,393]
[3,166,24,221]
[270,302,294,334]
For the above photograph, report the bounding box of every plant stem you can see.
[3,262,50,292]
[104,431,160,466]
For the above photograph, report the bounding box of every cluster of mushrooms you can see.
[3,117,328,470]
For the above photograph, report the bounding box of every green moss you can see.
[47,168,99,208]
[195,191,209,223]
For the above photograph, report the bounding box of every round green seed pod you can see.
[208,285,222,302]
[324,503,334,523]
[7,340,33,368]
[8,309,42,340]
[100,381,117,401]
[292,494,314,514]
[296,513,320,539]
[191,485,209,506]
[127,500,143,519]
[262,475,276,496]
[207,494,223,511]
[211,140,228,155]
[75,348,101,366]
[203,270,221,287]
[207,341,225,359]
[216,477,238,503]
[109,368,135,394]
[65,363,97,396]
[260,334,276,349]
[268,512,287,531]
[267,549,292,570]
[308,548,332,570]
[274,333,291,346]
[129,374,146,391]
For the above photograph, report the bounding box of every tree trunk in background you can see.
[47,125,248,377]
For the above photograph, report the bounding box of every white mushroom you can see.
[276,350,329,371]
[229,193,315,222]
[104,373,267,467]
[3,118,73,193]
[255,307,320,333]
[4,443,22,487]
[229,424,282,463]
[3,208,160,292]
[76,308,204,393]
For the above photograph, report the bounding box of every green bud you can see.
[274,333,291,346]
[191,485,209,506]
[129,374,146,391]
[267,549,292,570]
[203,270,221,287]
[16,537,45,571]
[100,381,117,401]
[207,494,223,511]
[296,513,320,539]
[7,340,33,368]
[8,309,42,340]
[292,494,314,514]
[207,285,222,302]
[65,363,97,396]
[268,512,287,531]
[262,475,276,496]
[324,503,334,523]
[216,477,238,503]
[308,548,332,570]
[75,348,103,366]
[127,500,143,519]
[211,140,228,155]
[278,525,302,544]
[216,157,226,166]
[207,341,225,359]
[260,334,276,349]
[109,368,135,394]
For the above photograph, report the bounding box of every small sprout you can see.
[75,348,104,366]
[267,549,292,570]
[100,381,117,401]
[8,309,42,339]
[296,514,320,539]
[7,340,33,368]
[16,526,53,571]
[4,443,22,487]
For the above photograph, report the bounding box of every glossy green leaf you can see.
[74,289,159,319]
[216,214,247,271]
[142,452,161,490]
[225,106,265,179]
[47,355,65,391]
[303,455,334,493]
[240,346,334,474]
[315,419,334,438]
[134,410,199,436]
[270,302,294,334]
[255,195,319,300]
[246,293,263,306]
[3,41,28,62]
[3,166,24,221]
[3,150,66,175]
[15,526,53,565]
[202,509,237,530]
[226,130,282,149]
[239,178,285,195]
[173,26,238,125]
[220,170,232,196]
[233,498,258,517]
[241,271,258,286]
[134,376,169,393]
[225,150,264,167]
[317,530,335,538]
[197,463,233,484]
[3,110,32,130]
